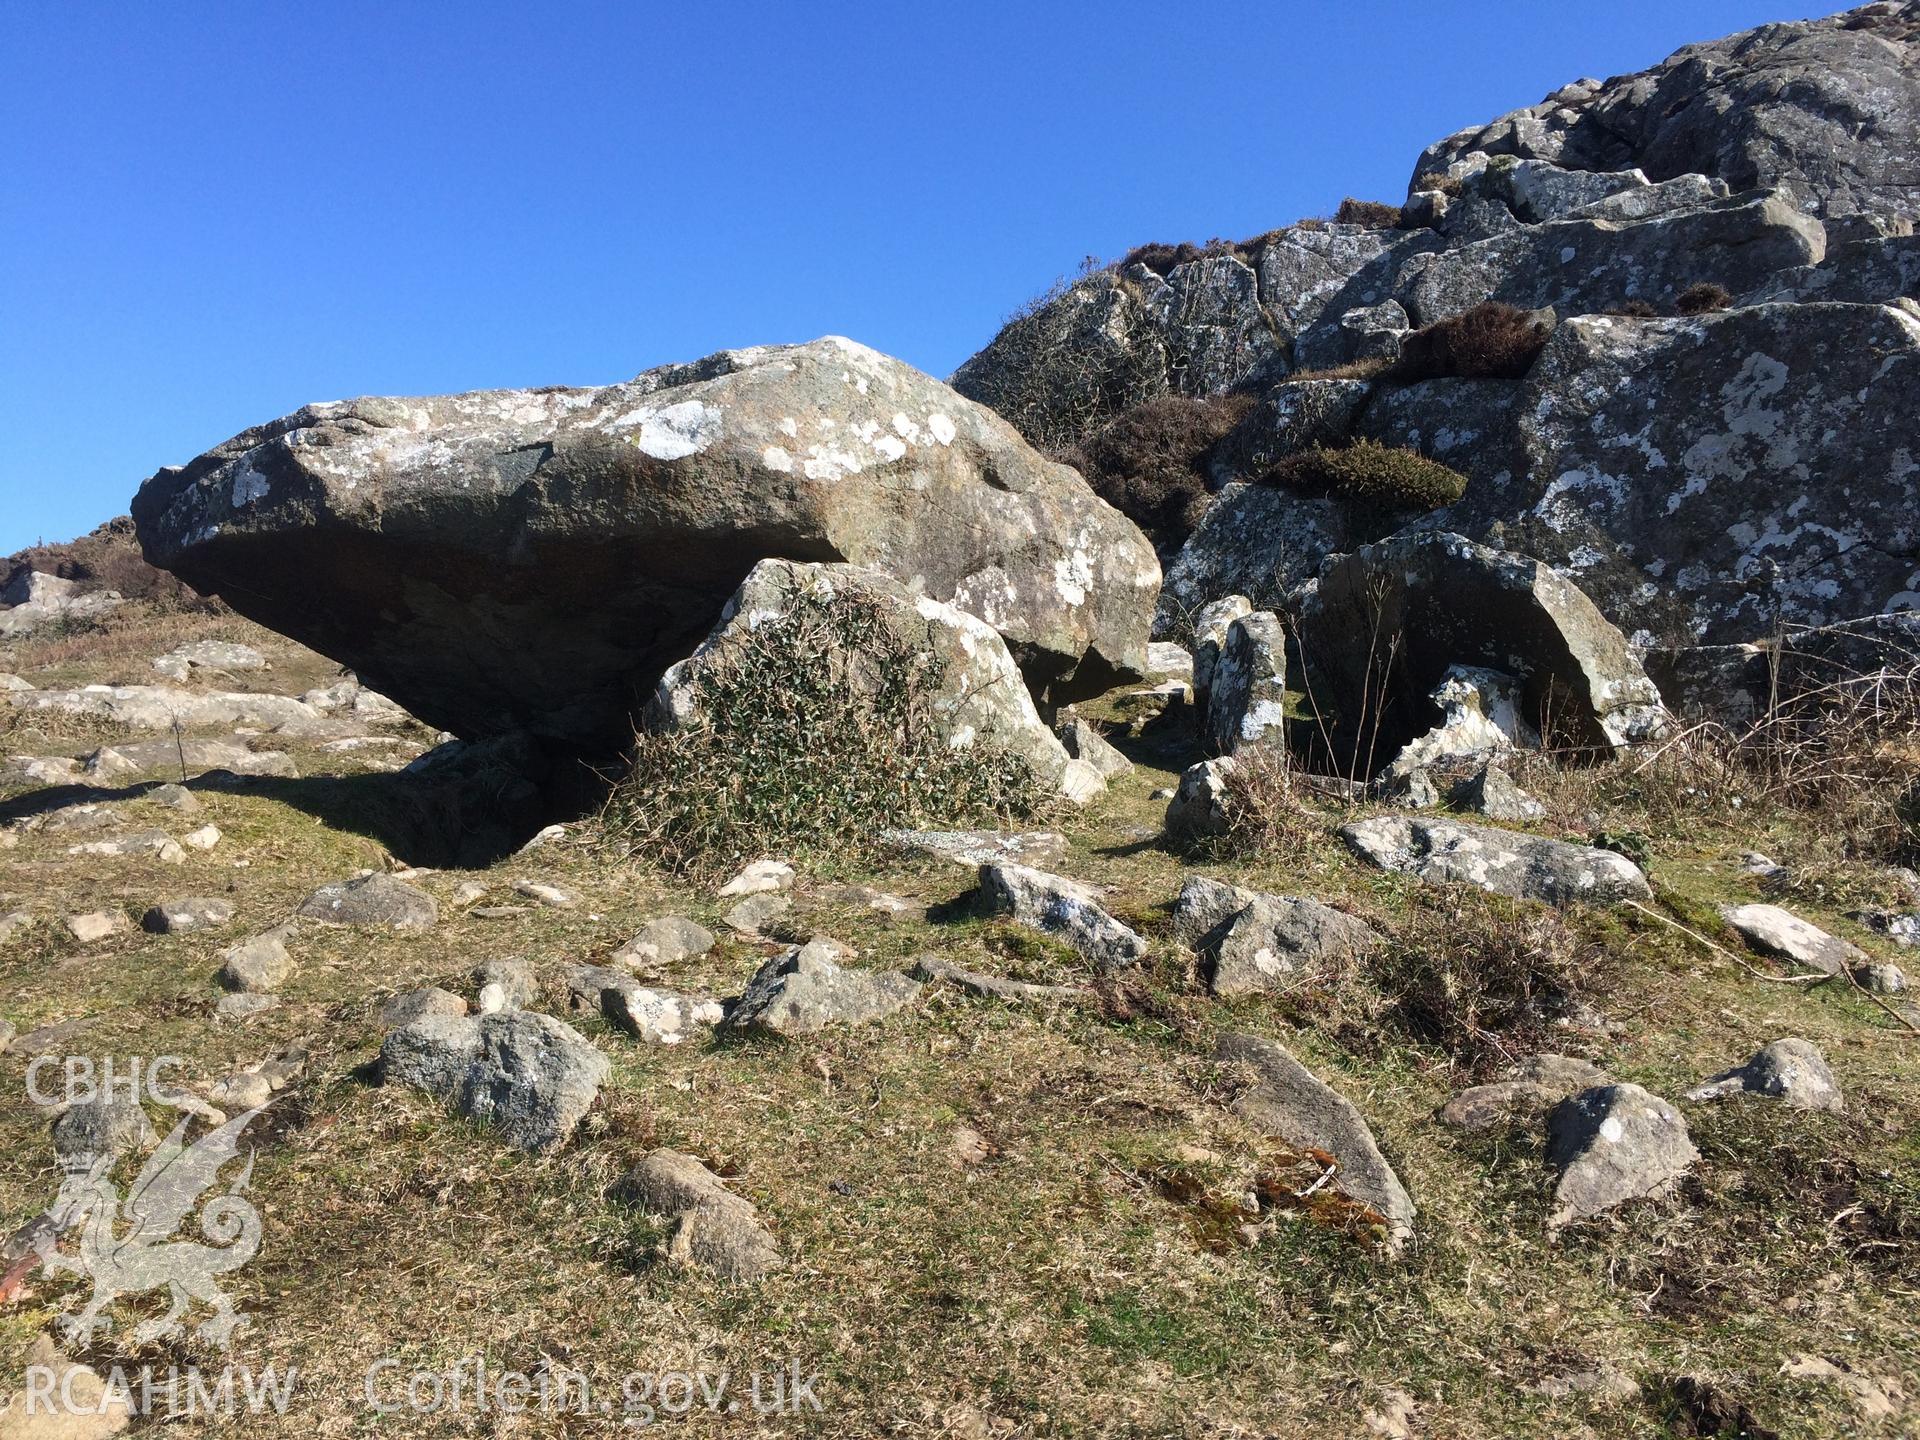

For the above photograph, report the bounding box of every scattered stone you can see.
[814,884,920,917]
[1340,815,1651,906]
[213,992,280,1022]
[1448,760,1545,822]
[1546,1083,1698,1230]
[975,863,1147,971]
[908,954,1093,1005]
[1782,1354,1906,1426]
[512,879,579,910]
[0,1019,12,1054]
[516,823,567,851]
[151,639,267,682]
[449,880,488,908]
[1720,903,1864,976]
[380,1010,609,1153]
[602,985,725,1045]
[1685,1037,1844,1112]
[51,1094,155,1171]
[217,928,294,993]
[11,1017,93,1053]
[717,859,796,899]
[614,916,716,969]
[380,986,469,1028]
[1055,713,1133,780]
[207,1071,272,1112]
[1173,876,1380,996]
[181,824,222,851]
[140,896,234,934]
[3,754,82,786]
[563,963,638,1012]
[473,958,539,1012]
[66,828,187,863]
[147,782,200,812]
[1852,961,1909,995]
[613,1150,783,1282]
[720,939,921,1036]
[298,873,438,929]
[883,828,1069,869]
[1525,1363,1641,1404]
[1164,757,1237,843]
[1436,1055,1610,1132]
[723,892,791,935]
[0,1334,135,1435]
[0,912,33,946]
[1849,907,1920,949]
[1204,610,1288,755]
[64,910,129,944]
[1217,1032,1416,1251]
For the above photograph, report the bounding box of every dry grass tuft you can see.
[1056,394,1253,549]
[1389,301,1551,381]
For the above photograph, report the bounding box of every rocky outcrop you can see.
[647,559,1099,801]
[975,863,1147,970]
[1173,876,1380,995]
[379,1010,609,1153]
[1412,4,1920,225]
[1341,815,1651,906]
[134,338,1159,755]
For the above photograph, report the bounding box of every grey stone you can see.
[1189,594,1254,712]
[1685,1037,1844,1112]
[1218,1031,1415,1250]
[720,939,920,1036]
[151,640,266,682]
[882,828,1069,869]
[214,991,280,1021]
[1547,1083,1698,1229]
[134,338,1159,752]
[1174,876,1381,996]
[83,736,297,782]
[1341,815,1651,906]
[1380,667,1533,787]
[141,896,234,935]
[380,1010,609,1152]
[602,985,724,1045]
[615,1151,782,1281]
[147,783,200,812]
[716,858,795,899]
[722,892,790,935]
[563,963,637,1013]
[511,880,579,910]
[1204,611,1288,756]
[1055,714,1132,781]
[613,916,716,969]
[1164,757,1239,844]
[473,958,538,1012]
[1720,903,1865,976]
[1852,960,1909,995]
[298,873,438,929]
[8,684,316,736]
[907,954,1093,1004]
[217,928,294,993]
[380,986,468,1028]
[51,1095,155,1172]
[0,1018,13,1054]
[1449,760,1546,823]
[975,863,1147,971]
[1161,484,1350,636]
[65,828,186,863]
[1437,1055,1611,1132]
[64,910,131,944]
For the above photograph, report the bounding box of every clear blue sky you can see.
[1,1,1806,553]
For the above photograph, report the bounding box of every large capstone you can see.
[133,338,1159,755]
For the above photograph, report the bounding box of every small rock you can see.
[380,986,468,1028]
[298,872,438,929]
[0,1018,13,1054]
[67,828,187,864]
[1149,786,1175,801]
[613,1150,783,1281]
[949,1125,996,1169]
[1685,1037,1844,1112]
[473,958,539,1011]
[513,879,579,909]
[64,910,129,944]
[1218,1032,1415,1251]
[1341,815,1651,906]
[1055,714,1133,780]
[148,782,200,812]
[613,916,716,968]
[51,1094,155,1171]
[517,823,567,851]
[1720,903,1864,975]
[0,1334,135,1435]
[720,939,921,1036]
[1547,1083,1698,1230]
[0,911,34,946]
[207,1071,273,1111]
[1853,961,1908,994]
[882,828,1069,869]
[217,928,294,993]
[908,954,1093,1004]
[1164,756,1238,842]
[1173,876,1380,996]
[563,963,637,1012]
[450,879,489,907]
[815,884,921,917]
[724,892,791,934]
[602,985,725,1044]
[1848,907,1920,949]
[717,858,796,898]
[1781,1354,1906,1425]
[1448,760,1546,822]
[214,992,280,1021]
[380,1010,610,1153]
[975,863,1147,971]
[181,823,222,851]
[1436,1055,1611,1132]
[141,896,234,934]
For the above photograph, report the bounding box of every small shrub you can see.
[1188,745,1330,862]
[1389,302,1551,381]
[1411,171,1464,197]
[1610,299,1660,318]
[1335,198,1403,228]
[1118,238,1236,277]
[606,589,1042,876]
[4,515,218,614]
[1674,281,1733,315]
[1262,439,1467,517]
[1057,394,1253,550]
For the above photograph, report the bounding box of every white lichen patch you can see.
[608,399,720,460]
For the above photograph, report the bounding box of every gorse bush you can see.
[606,587,1041,876]
[1334,198,1403,228]
[1675,281,1733,315]
[1263,440,1467,517]
[1389,301,1551,381]
[1058,394,1253,550]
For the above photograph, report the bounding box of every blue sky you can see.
[1,1,1804,553]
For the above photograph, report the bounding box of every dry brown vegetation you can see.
[1055,394,1254,550]
[1390,301,1552,381]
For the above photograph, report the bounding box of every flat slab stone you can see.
[1341,815,1650,906]
[1721,903,1864,976]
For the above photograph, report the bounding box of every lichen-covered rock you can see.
[140,896,234,935]
[1546,1083,1698,1230]
[975,863,1147,970]
[1174,876,1380,995]
[1720,903,1866,976]
[1189,595,1253,709]
[134,338,1158,754]
[602,984,725,1045]
[719,938,921,1036]
[614,1150,784,1282]
[216,931,293,995]
[1437,1055,1611,1132]
[1448,760,1546,822]
[1164,757,1238,844]
[151,639,267,682]
[1296,533,1668,764]
[1750,232,1920,305]
[1380,667,1533,786]
[1055,713,1133,781]
[1412,4,1920,225]
[1685,1037,1844,1112]
[1159,485,1351,635]
[380,1010,609,1153]
[1218,1032,1415,1251]
[1341,815,1651,906]
[648,558,1095,801]
[613,916,716,969]
[1203,611,1288,756]
[297,873,438,929]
